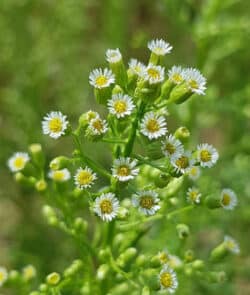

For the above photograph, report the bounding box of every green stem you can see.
[102,137,127,144]
[167,205,194,219]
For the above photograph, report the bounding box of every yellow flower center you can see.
[159,252,169,264]
[189,167,198,176]
[160,272,173,288]
[225,240,236,250]
[222,194,231,206]
[164,143,176,155]
[117,166,130,177]
[49,118,63,133]
[189,79,199,89]
[77,170,93,185]
[0,271,5,282]
[134,65,142,74]
[100,199,113,214]
[200,150,211,162]
[114,100,127,114]
[53,171,65,181]
[172,73,183,83]
[23,266,36,280]
[92,119,103,131]
[87,112,97,121]
[189,191,198,201]
[146,119,160,133]
[95,75,108,87]
[139,196,154,209]
[14,157,25,169]
[176,156,189,169]
[147,68,160,79]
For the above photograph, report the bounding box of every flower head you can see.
[0,267,8,287]
[112,157,139,182]
[220,189,238,210]
[159,265,178,293]
[74,167,97,189]
[224,235,240,254]
[186,187,202,204]
[128,59,146,76]
[188,166,201,181]
[106,48,122,63]
[161,134,184,159]
[93,193,120,222]
[48,168,71,182]
[132,190,160,215]
[140,112,167,140]
[22,265,37,281]
[88,117,108,135]
[8,152,30,172]
[42,111,68,139]
[171,151,195,174]
[148,39,172,56]
[144,64,165,84]
[89,68,115,89]
[184,68,206,95]
[168,66,185,85]
[107,93,135,118]
[197,143,219,168]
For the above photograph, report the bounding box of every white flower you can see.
[186,187,202,204]
[0,266,8,287]
[112,157,139,182]
[74,167,97,189]
[224,236,240,254]
[107,93,135,118]
[22,265,37,281]
[93,193,120,222]
[89,68,115,89]
[48,169,71,182]
[128,59,146,76]
[132,190,160,215]
[8,152,30,172]
[88,117,108,135]
[220,189,238,210]
[171,151,195,174]
[197,143,219,168]
[159,264,178,293]
[183,68,207,95]
[140,112,167,140]
[187,166,201,181]
[161,134,184,159]
[144,64,165,84]
[106,48,122,63]
[168,66,185,85]
[148,39,173,56]
[42,111,68,139]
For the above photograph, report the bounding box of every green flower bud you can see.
[191,259,205,270]
[95,87,112,105]
[109,282,130,294]
[109,61,127,89]
[8,270,20,282]
[169,83,192,104]
[74,218,88,233]
[113,233,125,251]
[174,127,190,142]
[207,271,227,283]
[160,79,175,100]
[39,283,48,292]
[14,172,36,188]
[98,248,111,262]
[142,286,151,295]
[117,207,129,220]
[176,223,190,239]
[22,265,36,281]
[63,259,83,277]
[141,269,159,291]
[35,180,47,192]
[81,282,91,294]
[205,195,221,209]
[154,173,171,188]
[150,255,162,268]
[50,156,70,170]
[135,254,148,268]
[116,248,137,268]
[164,177,184,198]
[46,272,60,286]
[184,249,194,262]
[29,143,45,169]
[96,264,110,281]
[210,243,228,262]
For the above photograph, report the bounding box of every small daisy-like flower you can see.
[140,112,167,140]
[224,235,240,254]
[148,39,173,56]
[161,134,184,159]
[168,65,185,85]
[132,190,160,216]
[220,189,238,210]
[183,68,206,95]
[197,143,219,168]
[144,64,165,84]
[112,157,139,182]
[106,48,122,63]
[107,93,135,118]
[88,117,108,135]
[159,265,178,293]
[8,152,30,172]
[22,265,37,281]
[42,111,68,139]
[159,251,183,269]
[128,59,146,76]
[93,193,120,222]
[74,167,97,189]
[48,168,71,182]
[171,151,194,174]
[0,266,8,287]
[188,166,201,181]
[186,187,202,204]
[89,68,115,89]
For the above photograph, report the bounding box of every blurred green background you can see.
[0,0,249,294]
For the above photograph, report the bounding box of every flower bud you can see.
[109,282,130,294]
[95,87,112,105]
[108,58,127,89]
[74,218,88,233]
[117,207,129,220]
[116,248,137,268]
[154,173,171,188]
[176,223,190,239]
[142,286,151,295]
[191,259,205,270]
[98,248,111,262]
[50,156,70,170]
[8,270,19,282]
[14,173,36,188]
[141,268,159,291]
[29,143,45,169]
[113,233,125,251]
[22,265,36,281]
[150,255,162,268]
[169,83,192,104]
[207,271,227,283]
[96,264,110,281]
[210,243,228,262]
[174,127,190,142]
[63,259,83,277]
[160,79,175,100]
[135,254,147,268]
[39,283,48,292]
[81,282,91,294]
[46,272,60,286]
[184,249,194,262]
[35,180,47,192]
[205,195,221,210]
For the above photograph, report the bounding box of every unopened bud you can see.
[46,272,60,286]
[50,156,70,170]
[96,264,110,281]
[176,223,190,239]
[35,180,47,192]
[174,127,190,142]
